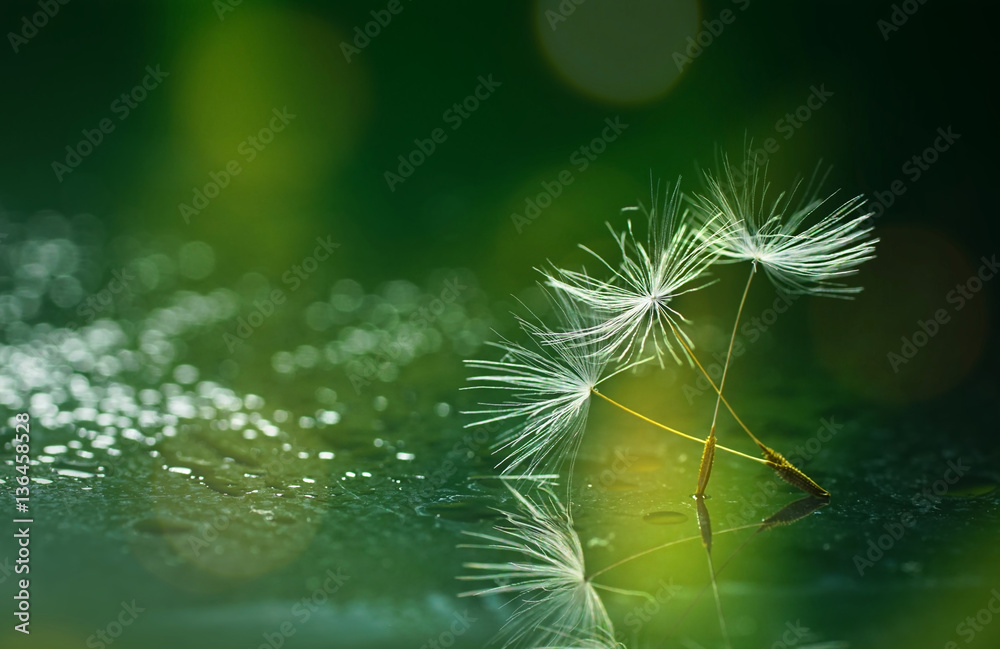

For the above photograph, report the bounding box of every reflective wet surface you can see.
[2,221,999,648]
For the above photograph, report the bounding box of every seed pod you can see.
[757,443,831,499]
[695,433,717,497]
[695,496,713,551]
[757,496,829,532]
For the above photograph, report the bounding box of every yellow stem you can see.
[708,263,756,439]
[591,389,767,465]
[673,329,765,448]
[585,521,761,582]
[696,264,756,497]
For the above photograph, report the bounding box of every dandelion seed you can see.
[458,485,616,649]
[543,179,727,366]
[690,153,878,297]
[686,152,877,495]
[463,293,639,476]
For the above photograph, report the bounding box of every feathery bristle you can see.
[690,152,879,297]
[758,443,831,499]
[458,485,616,649]
[542,178,729,367]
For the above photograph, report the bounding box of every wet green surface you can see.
[1,2,998,648]
[1,224,998,649]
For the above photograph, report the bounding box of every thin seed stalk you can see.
[585,520,762,582]
[696,263,756,496]
[671,316,832,499]
[591,389,767,465]
[670,324,766,448]
[696,498,730,649]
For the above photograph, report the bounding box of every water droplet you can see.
[943,483,996,498]
[134,518,195,534]
[419,497,502,522]
[56,468,95,479]
[643,511,688,525]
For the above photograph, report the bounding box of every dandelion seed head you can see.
[458,485,616,649]
[463,292,610,476]
[542,179,726,367]
[691,151,880,297]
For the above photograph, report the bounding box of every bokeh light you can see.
[535,0,700,103]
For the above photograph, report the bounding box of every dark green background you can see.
[1,2,998,648]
